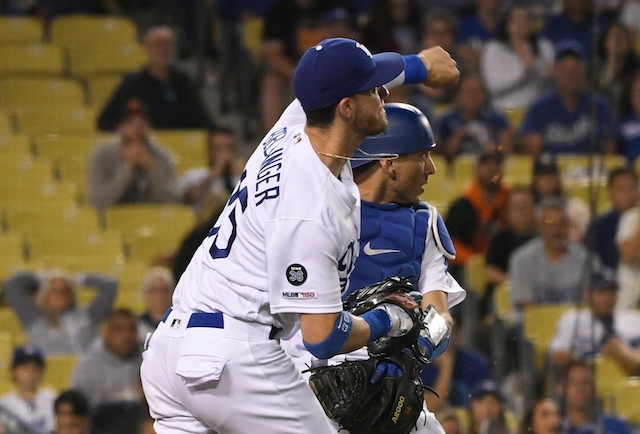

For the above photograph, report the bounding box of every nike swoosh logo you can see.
[363,242,401,256]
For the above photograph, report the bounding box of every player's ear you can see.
[380,159,397,180]
[336,97,356,121]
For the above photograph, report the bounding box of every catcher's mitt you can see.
[308,351,424,434]
[344,276,427,363]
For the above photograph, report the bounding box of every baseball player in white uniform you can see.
[140,38,458,434]
[282,103,466,434]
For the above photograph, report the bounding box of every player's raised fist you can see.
[418,46,459,89]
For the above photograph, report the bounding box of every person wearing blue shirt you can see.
[585,168,639,270]
[618,71,640,163]
[541,0,599,57]
[455,0,501,69]
[559,361,632,434]
[439,74,513,159]
[520,40,618,157]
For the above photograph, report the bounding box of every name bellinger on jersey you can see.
[172,100,360,341]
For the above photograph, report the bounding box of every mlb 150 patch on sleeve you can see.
[282,291,317,299]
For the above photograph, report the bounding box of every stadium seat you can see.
[451,155,476,185]
[104,204,196,240]
[88,75,122,109]
[0,308,27,346]
[0,134,31,156]
[0,157,53,184]
[4,205,100,235]
[0,112,13,134]
[50,16,138,51]
[0,17,42,44]
[430,153,449,177]
[504,107,526,129]
[34,135,101,162]
[0,78,85,110]
[55,157,88,201]
[114,262,149,294]
[114,290,146,315]
[0,181,78,207]
[68,43,145,78]
[0,44,64,77]
[127,231,184,265]
[493,281,513,322]
[26,230,124,273]
[0,332,13,373]
[523,305,570,371]
[558,155,627,187]
[503,154,533,186]
[42,355,78,392]
[0,234,26,280]
[465,254,486,296]
[153,130,209,162]
[14,108,96,135]
[563,184,612,215]
[614,379,640,423]
[595,356,629,407]
[241,15,264,66]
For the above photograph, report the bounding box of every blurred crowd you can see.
[3,0,640,433]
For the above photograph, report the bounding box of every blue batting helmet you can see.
[350,103,436,169]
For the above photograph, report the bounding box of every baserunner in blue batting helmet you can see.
[350,103,436,169]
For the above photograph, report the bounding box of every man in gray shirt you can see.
[509,198,590,312]
[70,309,144,434]
[88,98,179,211]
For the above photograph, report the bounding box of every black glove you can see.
[308,351,425,434]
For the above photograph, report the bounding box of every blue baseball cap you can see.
[293,38,405,111]
[12,345,45,367]
[555,40,586,62]
[351,103,436,169]
[470,380,505,402]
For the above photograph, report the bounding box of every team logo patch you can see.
[282,291,317,299]
[286,263,307,286]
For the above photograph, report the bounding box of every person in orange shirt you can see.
[445,150,510,283]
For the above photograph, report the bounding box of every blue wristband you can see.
[402,54,428,84]
[303,311,353,359]
[361,308,391,343]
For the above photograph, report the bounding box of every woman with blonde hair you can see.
[3,269,117,356]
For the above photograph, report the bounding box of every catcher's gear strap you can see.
[303,311,353,360]
[427,204,456,260]
[421,305,451,360]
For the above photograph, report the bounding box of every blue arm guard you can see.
[303,311,353,360]
[361,308,392,343]
[402,55,428,84]
[418,334,451,361]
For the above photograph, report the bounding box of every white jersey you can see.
[173,100,360,340]
[0,389,57,434]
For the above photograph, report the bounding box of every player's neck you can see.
[305,125,365,177]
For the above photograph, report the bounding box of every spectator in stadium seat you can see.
[437,410,464,434]
[485,187,537,291]
[615,194,640,310]
[520,40,618,157]
[97,26,214,131]
[362,0,422,55]
[549,269,640,374]
[89,98,179,211]
[618,71,640,164]
[468,380,510,434]
[0,346,56,434]
[177,127,243,212]
[3,270,117,356]
[556,361,631,434]
[595,22,640,104]
[509,198,590,313]
[445,150,510,282]
[540,0,599,57]
[585,168,638,270]
[480,4,555,112]
[259,0,348,132]
[53,390,91,434]
[438,74,513,160]
[137,267,174,342]
[421,311,492,412]
[530,153,590,243]
[70,309,143,434]
[518,398,561,434]
[621,0,640,41]
[455,0,501,71]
